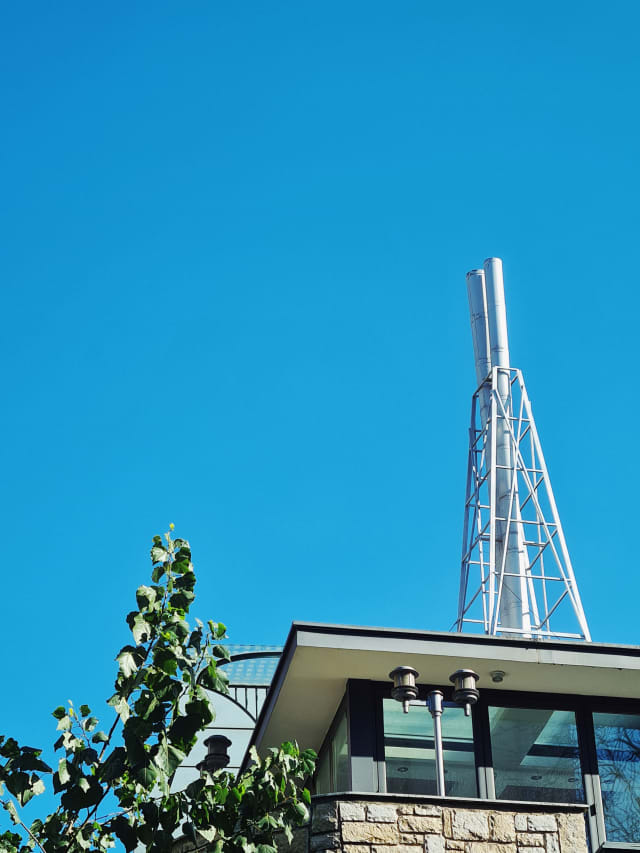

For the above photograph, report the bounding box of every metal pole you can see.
[466,269,491,430]
[484,259,530,636]
[427,690,445,796]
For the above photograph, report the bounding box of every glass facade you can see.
[593,711,640,843]
[383,699,476,797]
[312,681,640,850]
[489,707,584,804]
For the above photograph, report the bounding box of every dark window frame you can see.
[342,680,640,853]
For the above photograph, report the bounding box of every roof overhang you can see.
[250,622,640,760]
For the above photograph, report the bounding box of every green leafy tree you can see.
[0,530,315,853]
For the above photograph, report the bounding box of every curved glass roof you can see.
[222,644,282,685]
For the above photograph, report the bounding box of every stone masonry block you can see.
[443,811,452,838]
[340,803,367,822]
[342,823,400,845]
[516,833,544,847]
[310,833,341,851]
[527,817,557,834]
[415,806,443,817]
[373,847,421,853]
[398,816,443,834]
[444,842,464,852]
[398,806,415,815]
[557,815,587,853]
[490,813,516,843]
[451,811,489,840]
[313,802,339,833]
[514,815,528,832]
[520,848,542,853]
[545,833,560,853]
[287,827,309,853]
[466,844,516,853]
[344,846,370,853]
[424,835,445,853]
[367,805,398,823]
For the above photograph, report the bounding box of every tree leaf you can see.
[98,747,126,784]
[91,731,109,744]
[111,816,138,852]
[150,545,168,565]
[136,585,157,611]
[116,648,139,679]
[55,715,72,732]
[130,613,152,645]
[2,800,19,825]
[107,694,130,724]
[58,758,70,786]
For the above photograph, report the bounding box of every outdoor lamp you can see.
[389,666,419,713]
[196,735,232,773]
[449,669,480,715]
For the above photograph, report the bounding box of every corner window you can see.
[489,707,584,804]
[383,698,476,797]
[314,705,349,794]
[593,711,640,843]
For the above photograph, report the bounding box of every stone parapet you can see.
[307,798,587,853]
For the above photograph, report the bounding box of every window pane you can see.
[314,705,349,794]
[593,711,640,843]
[489,707,584,803]
[332,709,350,791]
[314,747,331,794]
[383,698,476,797]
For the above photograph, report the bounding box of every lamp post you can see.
[389,666,480,797]
[426,689,445,795]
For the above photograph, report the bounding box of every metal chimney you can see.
[456,258,590,641]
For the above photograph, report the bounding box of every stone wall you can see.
[308,799,588,853]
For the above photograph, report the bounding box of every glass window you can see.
[314,705,350,794]
[489,707,584,804]
[332,709,350,791]
[314,747,331,795]
[593,711,640,843]
[383,698,476,797]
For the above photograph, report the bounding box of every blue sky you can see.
[2,0,639,794]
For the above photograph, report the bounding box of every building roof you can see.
[222,644,282,685]
[249,622,640,760]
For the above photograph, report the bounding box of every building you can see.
[185,259,640,853]
[244,622,640,853]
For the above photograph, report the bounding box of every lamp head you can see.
[449,669,480,714]
[196,735,232,773]
[389,666,419,713]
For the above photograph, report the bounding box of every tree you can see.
[0,530,316,853]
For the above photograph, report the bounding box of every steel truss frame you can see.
[456,366,591,641]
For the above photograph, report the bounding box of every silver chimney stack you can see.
[456,258,590,641]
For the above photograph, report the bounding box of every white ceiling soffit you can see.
[254,624,640,756]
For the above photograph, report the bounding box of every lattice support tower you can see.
[455,258,591,641]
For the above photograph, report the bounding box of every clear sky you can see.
[2,0,639,791]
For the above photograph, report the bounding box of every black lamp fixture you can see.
[449,669,480,715]
[196,735,232,774]
[388,666,419,713]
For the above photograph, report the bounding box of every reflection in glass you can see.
[314,747,331,795]
[594,711,640,843]
[332,709,350,791]
[489,707,584,803]
[314,706,349,794]
[383,698,476,797]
